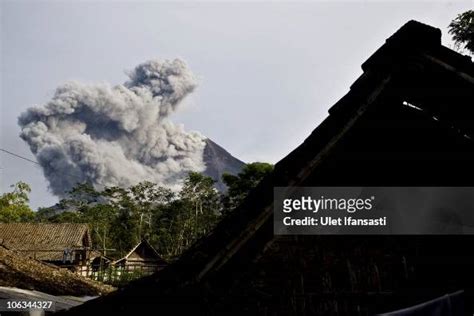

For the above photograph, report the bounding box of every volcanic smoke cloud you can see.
[19,59,207,197]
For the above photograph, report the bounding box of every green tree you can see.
[222,162,273,212]
[155,172,221,257]
[101,183,175,255]
[34,175,224,261]
[449,10,474,55]
[0,182,35,222]
[47,211,85,223]
[180,172,221,234]
[81,204,116,255]
[99,186,140,255]
[35,207,59,222]
[129,181,175,240]
[63,183,101,209]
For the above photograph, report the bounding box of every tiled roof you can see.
[0,245,114,295]
[0,223,91,261]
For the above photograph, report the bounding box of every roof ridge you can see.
[361,20,442,73]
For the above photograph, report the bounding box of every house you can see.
[0,223,92,270]
[112,240,167,274]
[61,21,474,315]
[90,252,113,272]
[0,245,114,296]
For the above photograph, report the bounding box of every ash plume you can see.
[18,59,207,197]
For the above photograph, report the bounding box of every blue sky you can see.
[1,0,472,209]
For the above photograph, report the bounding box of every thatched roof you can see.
[0,223,91,261]
[61,21,474,315]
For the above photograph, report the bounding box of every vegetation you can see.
[222,162,273,213]
[448,10,474,55]
[0,181,35,222]
[91,266,146,287]
[3,163,273,262]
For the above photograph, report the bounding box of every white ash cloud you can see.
[18,59,206,197]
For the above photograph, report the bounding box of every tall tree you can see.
[32,174,223,260]
[448,10,474,55]
[172,172,221,255]
[0,182,35,222]
[222,162,273,212]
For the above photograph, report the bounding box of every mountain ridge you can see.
[203,138,246,191]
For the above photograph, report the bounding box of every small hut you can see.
[113,240,167,274]
[89,251,113,272]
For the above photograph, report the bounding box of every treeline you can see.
[0,163,273,260]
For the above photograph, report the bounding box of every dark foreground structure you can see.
[60,21,474,315]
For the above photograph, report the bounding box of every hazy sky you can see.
[1,0,472,210]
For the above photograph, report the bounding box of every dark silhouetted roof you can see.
[61,20,474,315]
